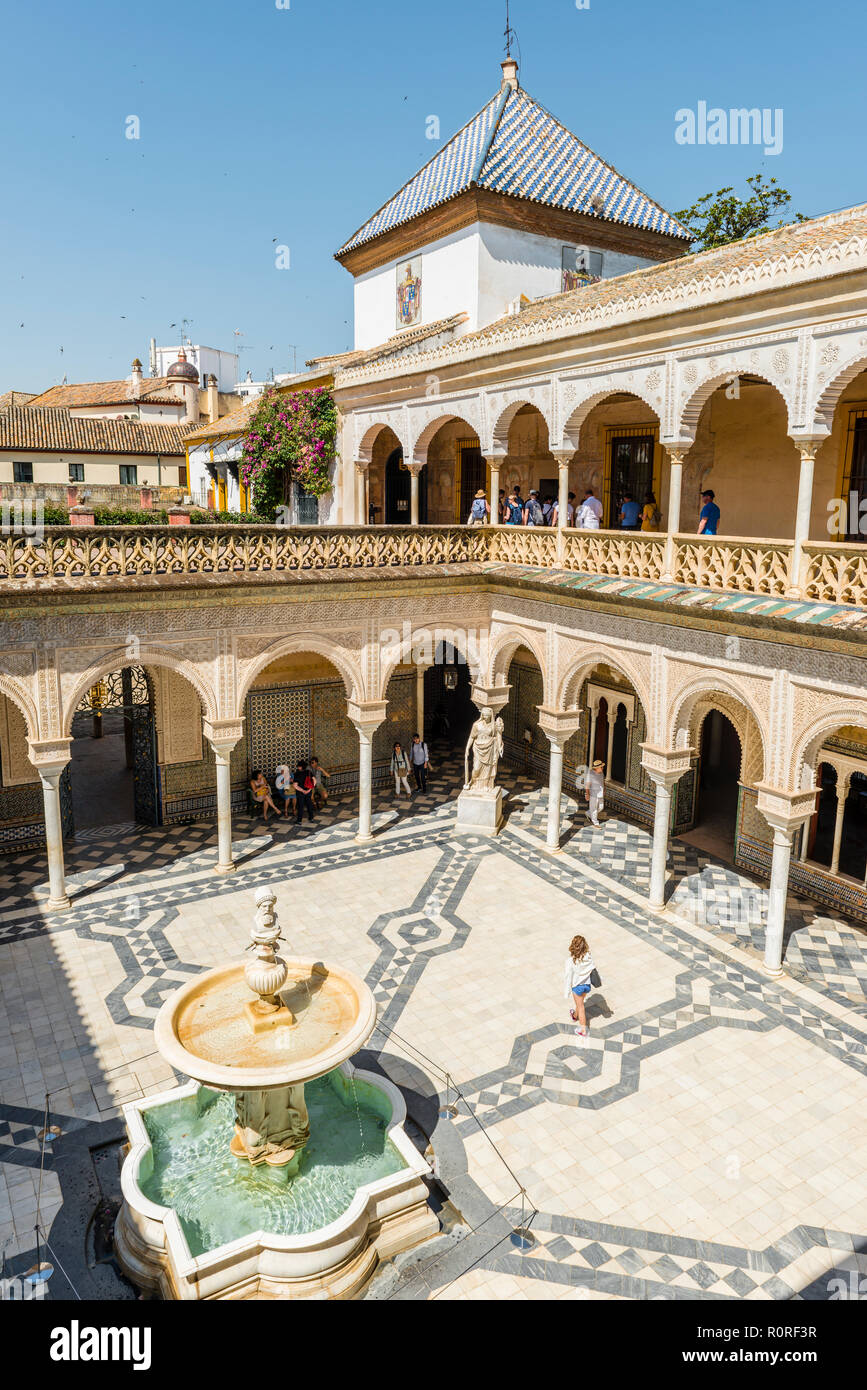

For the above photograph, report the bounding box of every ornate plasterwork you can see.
[486,623,551,702]
[667,668,770,785]
[790,689,867,789]
[58,645,219,736]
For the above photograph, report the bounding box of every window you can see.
[13,462,33,483]
[68,463,84,483]
[119,464,138,485]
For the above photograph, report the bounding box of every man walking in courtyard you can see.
[698,489,721,535]
[586,758,606,826]
[410,732,430,792]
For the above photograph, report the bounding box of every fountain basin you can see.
[116,1061,438,1301]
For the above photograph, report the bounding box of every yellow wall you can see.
[0,451,185,488]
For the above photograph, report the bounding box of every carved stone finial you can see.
[244,886,289,1014]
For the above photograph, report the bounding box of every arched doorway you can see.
[385,448,427,524]
[70,667,158,831]
[691,710,741,856]
[423,642,474,746]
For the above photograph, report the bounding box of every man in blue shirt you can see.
[619,493,641,529]
[698,489,721,536]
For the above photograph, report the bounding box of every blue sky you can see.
[1,0,863,391]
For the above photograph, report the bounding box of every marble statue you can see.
[464,706,504,792]
[232,1085,310,1167]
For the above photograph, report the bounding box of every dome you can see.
[167,348,199,383]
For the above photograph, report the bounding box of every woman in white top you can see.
[564,933,595,1037]
[391,741,412,798]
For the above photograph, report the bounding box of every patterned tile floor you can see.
[0,746,865,1300]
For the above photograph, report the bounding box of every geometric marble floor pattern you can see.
[0,750,865,1300]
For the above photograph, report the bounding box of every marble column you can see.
[756,787,816,977]
[605,715,616,778]
[40,765,71,912]
[640,747,692,912]
[662,446,687,581]
[787,438,824,597]
[407,463,422,527]
[487,458,502,524]
[354,462,368,525]
[204,721,244,875]
[587,702,600,771]
[539,709,584,854]
[348,701,388,844]
[416,666,426,740]
[830,773,850,877]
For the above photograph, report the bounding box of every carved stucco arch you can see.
[677,367,792,441]
[378,626,483,701]
[489,397,553,456]
[0,674,40,743]
[487,627,551,705]
[355,419,406,467]
[560,386,661,453]
[791,704,867,791]
[235,633,365,716]
[810,352,867,435]
[557,649,652,726]
[409,410,481,466]
[61,648,218,737]
[669,678,767,785]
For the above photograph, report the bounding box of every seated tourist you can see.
[250,770,283,821]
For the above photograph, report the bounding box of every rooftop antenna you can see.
[504,0,516,57]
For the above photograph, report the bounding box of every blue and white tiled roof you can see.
[337,82,689,256]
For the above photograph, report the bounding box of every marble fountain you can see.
[115,886,438,1300]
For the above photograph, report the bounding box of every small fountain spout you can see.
[243,886,295,1031]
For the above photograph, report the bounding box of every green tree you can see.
[676,175,807,253]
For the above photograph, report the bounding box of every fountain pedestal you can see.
[231,1084,309,1167]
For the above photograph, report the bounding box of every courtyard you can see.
[2,751,865,1302]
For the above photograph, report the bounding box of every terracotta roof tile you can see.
[0,406,191,456]
[26,378,182,409]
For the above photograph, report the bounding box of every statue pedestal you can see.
[456,787,503,837]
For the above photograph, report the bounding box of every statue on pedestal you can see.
[464,706,504,792]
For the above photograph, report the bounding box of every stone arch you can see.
[669,677,767,785]
[489,397,553,455]
[0,674,40,744]
[677,368,791,441]
[378,625,483,701]
[62,648,218,736]
[792,705,867,791]
[409,410,480,465]
[356,419,407,466]
[561,386,661,453]
[810,353,867,435]
[557,649,652,725]
[487,627,550,703]
[236,634,364,715]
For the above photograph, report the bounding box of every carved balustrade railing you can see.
[0,525,489,586]
[673,534,793,598]
[0,525,864,609]
[562,529,667,581]
[800,542,867,607]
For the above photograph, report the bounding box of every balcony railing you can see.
[0,524,864,608]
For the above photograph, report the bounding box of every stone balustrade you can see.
[0,524,864,608]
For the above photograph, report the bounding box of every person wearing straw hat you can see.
[467,488,490,526]
[586,758,606,827]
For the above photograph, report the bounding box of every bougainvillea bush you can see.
[240,386,337,518]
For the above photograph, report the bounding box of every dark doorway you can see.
[844,417,867,542]
[458,444,485,524]
[424,643,474,745]
[690,710,741,856]
[809,766,867,879]
[611,704,629,784]
[385,448,427,524]
[807,763,839,867]
[607,434,655,528]
[593,698,609,765]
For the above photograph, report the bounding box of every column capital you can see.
[551,449,574,468]
[27,738,72,774]
[640,743,693,788]
[789,433,829,462]
[203,719,244,752]
[404,459,425,476]
[347,699,388,734]
[354,458,370,474]
[470,683,510,714]
[754,783,817,832]
[537,706,584,741]
[662,442,692,464]
[483,452,506,467]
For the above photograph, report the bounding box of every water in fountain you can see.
[140,1071,405,1256]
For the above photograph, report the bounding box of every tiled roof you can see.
[184,397,259,446]
[0,391,37,409]
[337,83,689,256]
[308,314,468,370]
[26,378,182,409]
[0,406,191,456]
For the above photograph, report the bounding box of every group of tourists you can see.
[468,483,721,535]
[249,757,330,823]
[390,734,431,798]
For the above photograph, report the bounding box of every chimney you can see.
[501,57,519,91]
[129,357,144,398]
[206,373,219,424]
[149,337,157,377]
[184,381,199,425]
